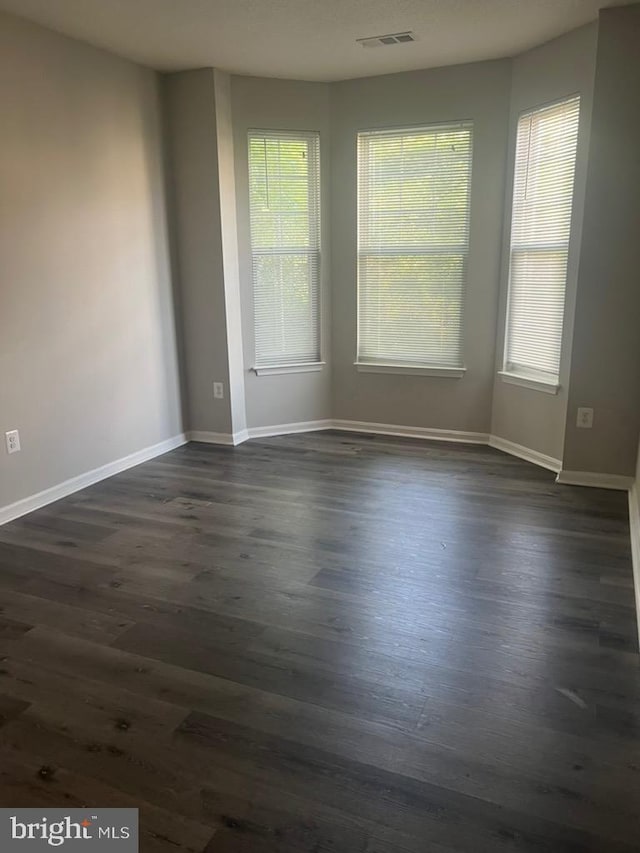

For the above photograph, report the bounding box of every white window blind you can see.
[248,131,321,367]
[357,123,473,369]
[504,96,580,384]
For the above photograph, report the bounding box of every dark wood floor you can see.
[0,432,638,852]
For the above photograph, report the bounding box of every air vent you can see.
[357,31,416,48]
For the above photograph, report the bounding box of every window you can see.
[503,96,580,388]
[357,123,473,372]
[248,131,321,370]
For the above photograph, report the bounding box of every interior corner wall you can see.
[330,60,511,433]
[562,5,640,477]
[0,11,183,511]
[632,437,640,639]
[489,23,598,464]
[213,70,247,436]
[162,68,235,436]
[231,75,332,429]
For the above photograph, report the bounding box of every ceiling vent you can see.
[357,31,416,48]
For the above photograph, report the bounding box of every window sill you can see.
[498,371,559,395]
[355,362,466,378]
[253,362,325,376]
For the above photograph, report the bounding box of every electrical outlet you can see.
[213,382,224,400]
[5,429,20,454]
[576,407,594,429]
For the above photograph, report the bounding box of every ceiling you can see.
[0,0,634,82]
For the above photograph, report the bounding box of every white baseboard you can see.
[555,470,634,490]
[488,435,561,473]
[3,418,632,530]
[332,419,489,445]
[0,433,188,527]
[628,484,640,647]
[187,430,248,446]
[247,419,333,439]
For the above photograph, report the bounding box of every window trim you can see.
[501,94,581,392]
[356,121,473,372]
[252,361,325,376]
[498,371,559,395]
[248,128,323,372]
[355,362,466,378]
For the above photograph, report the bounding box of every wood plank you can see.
[0,745,215,851]
[0,433,637,852]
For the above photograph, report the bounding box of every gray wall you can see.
[633,435,640,636]
[4,7,637,509]
[636,436,640,509]
[0,12,183,510]
[163,69,235,436]
[330,61,511,433]
[213,70,247,437]
[490,24,598,463]
[231,76,332,429]
[563,5,640,476]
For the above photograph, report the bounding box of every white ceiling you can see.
[0,0,634,82]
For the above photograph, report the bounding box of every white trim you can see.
[253,362,325,376]
[488,434,561,473]
[2,421,633,533]
[355,363,466,378]
[498,371,559,395]
[187,424,632,494]
[0,433,188,527]
[241,418,487,445]
[247,419,333,439]
[555,470,634,491]
[188,430,249,446]
[188,431,235,446]
[333,420,488,444]
[628,483,640,648]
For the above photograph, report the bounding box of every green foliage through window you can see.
[357,124,473,368]
[249,132,321,367]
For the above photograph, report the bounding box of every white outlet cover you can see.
[5,429,21,453]
[576,407,594,429]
